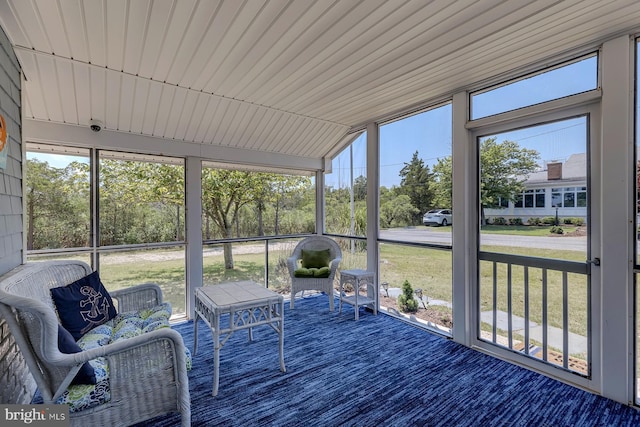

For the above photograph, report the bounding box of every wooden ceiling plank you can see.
[54,59,77,124]
[185,93,213,142]
[180,0,245,88]
[194,0,268,90]
[216,0,315,95]
[82,0,107,66]
[129,77,150,134]
[229,0,337,99]
[165,0,222,85]
[163,86,188,139]
[150,0,199,83]
[72,62,91,127]
[141,81,163,135]
[35,0,71,58]
[58,0,89,62]
[117,74,136,132]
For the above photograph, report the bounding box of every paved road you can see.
[380,227,587,252]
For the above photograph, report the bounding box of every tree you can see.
[202,169,260,269]
[432,138,540,223]
[352,175,367,201]
[26,159,89,249]
[398,151,434,223]
[380,194,419,228]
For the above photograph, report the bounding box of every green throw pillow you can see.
[301,249,331,269]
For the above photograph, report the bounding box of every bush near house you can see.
[528,217,542,226]
[492,217,507,225]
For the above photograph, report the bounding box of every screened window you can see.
[471,55,598,119]
[25,144,90,250]
[201,164,315,240]
[378,104,453,244]
[324,133,367,237]
[99,152,185,246]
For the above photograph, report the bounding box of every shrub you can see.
[563,217,573,225]
[397,280,418,313]
[528,217,541,226]
[550,226,564,234]
[565,217,584,226]
[542,216,557,225]
[492,217,507,225]
[509,217,523,226]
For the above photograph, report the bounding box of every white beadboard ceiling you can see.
[1,0,639,170]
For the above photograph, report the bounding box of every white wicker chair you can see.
[287,236,342,311]
[0,260,190,427]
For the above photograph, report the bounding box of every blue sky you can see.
[327,56,596,189]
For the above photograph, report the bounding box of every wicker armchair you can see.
[287,236,342,310]
[0,260,190,427]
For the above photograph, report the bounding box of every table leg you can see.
[354,278,359,321]
[193,313,199,355]
[278,301,286,373]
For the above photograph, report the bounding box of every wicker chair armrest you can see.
[329,256,342,270]
[287,256,300,275]
[110,283,163,312]
[48,328,185,366]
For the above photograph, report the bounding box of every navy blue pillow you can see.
[50,271,117,341]
[57,324,96,385]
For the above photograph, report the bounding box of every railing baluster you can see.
[542,268,548,362]
[507,263,513,349]
[265,240,269,288]
[524,266,530,355]
[562,271,569,369]
[492,261,498,343]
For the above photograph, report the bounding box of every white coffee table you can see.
[193,280,286,396]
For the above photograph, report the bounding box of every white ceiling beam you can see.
[23,119,324,172]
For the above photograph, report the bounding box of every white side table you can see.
[339,269,377,320]
[193,281,286,396]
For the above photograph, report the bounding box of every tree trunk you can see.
[223,241,234,269]
[223,224,234,269]
[176,205,181,240]
[257,201,264,236]
[274,200,279,235]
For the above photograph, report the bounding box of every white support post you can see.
[451,91,475,346]
[316,170,324,234]
[599,35,634,404]
[185,156,203,319]
[366,122,380,295]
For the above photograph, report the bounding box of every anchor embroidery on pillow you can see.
[79,285,112,332]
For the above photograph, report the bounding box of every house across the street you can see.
[484,153,587,224]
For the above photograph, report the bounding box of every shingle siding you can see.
[0,24,30,404]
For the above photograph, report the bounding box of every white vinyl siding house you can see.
[484,153,587,223]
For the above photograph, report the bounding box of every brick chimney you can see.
[547,162,562,180]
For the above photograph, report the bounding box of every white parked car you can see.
[423,209,452,226]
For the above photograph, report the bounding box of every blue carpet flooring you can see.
[135,295,640,426]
